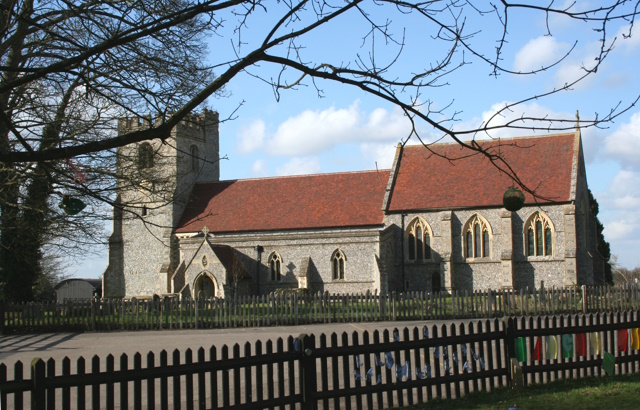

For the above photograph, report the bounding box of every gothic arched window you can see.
[525,212,554,256]
[407,217,432,261]
[464,214,491,259]
[331,249,346,280]
[190,145,199,172]
[138,142,154,169]
[269,252,282,281]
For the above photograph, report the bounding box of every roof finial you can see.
[202,226,210,236]
[575,110,580,131]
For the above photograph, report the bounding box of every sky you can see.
[72,2,640,278]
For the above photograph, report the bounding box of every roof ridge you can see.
[403,132,577,149]
[196,168,392,185]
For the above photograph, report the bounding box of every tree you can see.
[589,190,613,285]
[1,1,638,300]
[0,0,216,301]
[613,263,640,286]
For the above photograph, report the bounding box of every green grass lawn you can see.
[403,373,640,409]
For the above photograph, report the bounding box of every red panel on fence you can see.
[618,329,629,352]
[532,337,542,361]
[575,333,587,357]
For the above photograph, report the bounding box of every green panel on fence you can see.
[602,352,616,376]
[546,336,558,360]
[562,334,573,358]
[514,337,526,362]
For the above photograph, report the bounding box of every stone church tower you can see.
[103,110,219,298]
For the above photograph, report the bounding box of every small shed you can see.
[54,278,102,302]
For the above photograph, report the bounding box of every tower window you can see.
[190,145,199,172]
[138,143,154,169]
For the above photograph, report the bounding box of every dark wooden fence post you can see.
[31,358,46,410]
[0,300,4,335]
[299,333,317,410]
[504,317,524,388]
[91,298,96,331]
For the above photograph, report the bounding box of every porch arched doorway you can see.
[194,273,216,299]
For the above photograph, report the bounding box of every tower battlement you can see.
[117,109,219,134]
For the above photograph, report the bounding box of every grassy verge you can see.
[403,373,640,409]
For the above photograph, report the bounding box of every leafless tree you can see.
[1,1,638,300]
[0,0,216,300]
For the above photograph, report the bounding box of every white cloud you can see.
[608,169,640,208]
[251,159,268,176]
[238,119,266,153]
[552,34,605,90]
[362,107,412,141]
[359,142,399,170]
[275,157,322,176]
[457,101,574,141]
[615,24,640,50]
[268,103,362,156]
[596,168,640,267]
[604,111,640,168]
[513,36,570,72]
[236,101,414,158]
[604,219,637,241]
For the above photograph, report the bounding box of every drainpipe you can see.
[401,213,407,292]
[254,245,264,295]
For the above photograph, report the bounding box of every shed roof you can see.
[54,278,102,290]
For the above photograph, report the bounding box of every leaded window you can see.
[525,212,553,256]
[332,249,346,280]
[407,217,432,261]
[138,143,154,169]
[464,214,491,259]
[190,145,199,172]
[269,252,282,281]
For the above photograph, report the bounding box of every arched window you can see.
[464,214,491,259]
[269,252,282,281]
[331,249,346,280]
[190,145,199,172]
[525,211,554,256]
[138,142,154,169]
[406,217,432,261]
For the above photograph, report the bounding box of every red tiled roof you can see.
[387,133,577,211]
[176,170,389,233]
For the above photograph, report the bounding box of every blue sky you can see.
[72,2,640,278]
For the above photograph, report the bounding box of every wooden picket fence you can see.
[1,311,640,409]
[2,285,640,334]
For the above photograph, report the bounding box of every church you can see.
[103,109,605,299]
